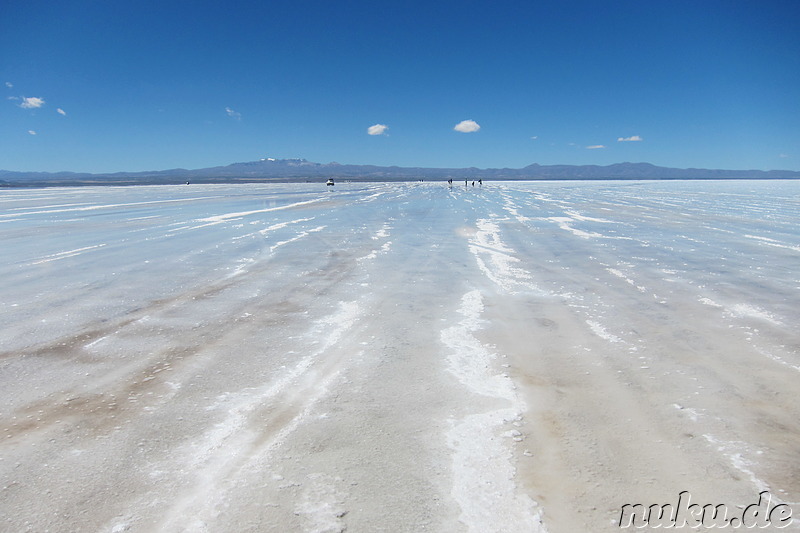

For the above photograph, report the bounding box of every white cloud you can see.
[57,108,67,116]
[28,130,37,135]
[4,82,12,88]
[617,135,643,142]
[454,119,480,133]
[20,96,45,109]
[225,106,241,120]
[530,135,538,140]
[586,145,605,149]
[779,153,789,158]
[367,124,388,136]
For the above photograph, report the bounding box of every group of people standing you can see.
[447,178,482,187]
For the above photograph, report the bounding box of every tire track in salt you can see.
[443,212,548,533]
[112,216,395,532]
[113,299,364,533]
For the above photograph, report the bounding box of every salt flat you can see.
[1,180,798,532]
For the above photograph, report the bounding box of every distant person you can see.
[471,181,475,187]
[478,179,482,186]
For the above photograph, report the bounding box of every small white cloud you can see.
[586,145,605,149]
[530,136,538,140]
[57,108,67,116]
[20,96,45,109]
[454,119,480,133]
[28,130,37,135]
[617,135,643,142]
[5,82,12,88]
[367,124,388,136]
[225,106,241,120]
[779,153,789,158]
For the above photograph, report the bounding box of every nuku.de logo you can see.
[618,490,793,529]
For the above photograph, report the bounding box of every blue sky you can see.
[2,0,799,173]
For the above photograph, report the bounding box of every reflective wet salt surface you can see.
[1,180,798,532]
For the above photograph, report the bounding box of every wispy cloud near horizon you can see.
[586,144,605,149]
[225,106,241,120]
[617,135,643,142]
[57,108,67,116]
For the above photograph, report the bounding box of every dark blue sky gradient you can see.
[2,0,798,172]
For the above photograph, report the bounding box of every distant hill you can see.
[2,159,799,187]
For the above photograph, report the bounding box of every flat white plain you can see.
[1,180,798,532]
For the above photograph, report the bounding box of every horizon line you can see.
[4,158,800,175]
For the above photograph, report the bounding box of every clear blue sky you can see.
[2,0,799,173]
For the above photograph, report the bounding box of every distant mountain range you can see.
[2,158,799,187]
